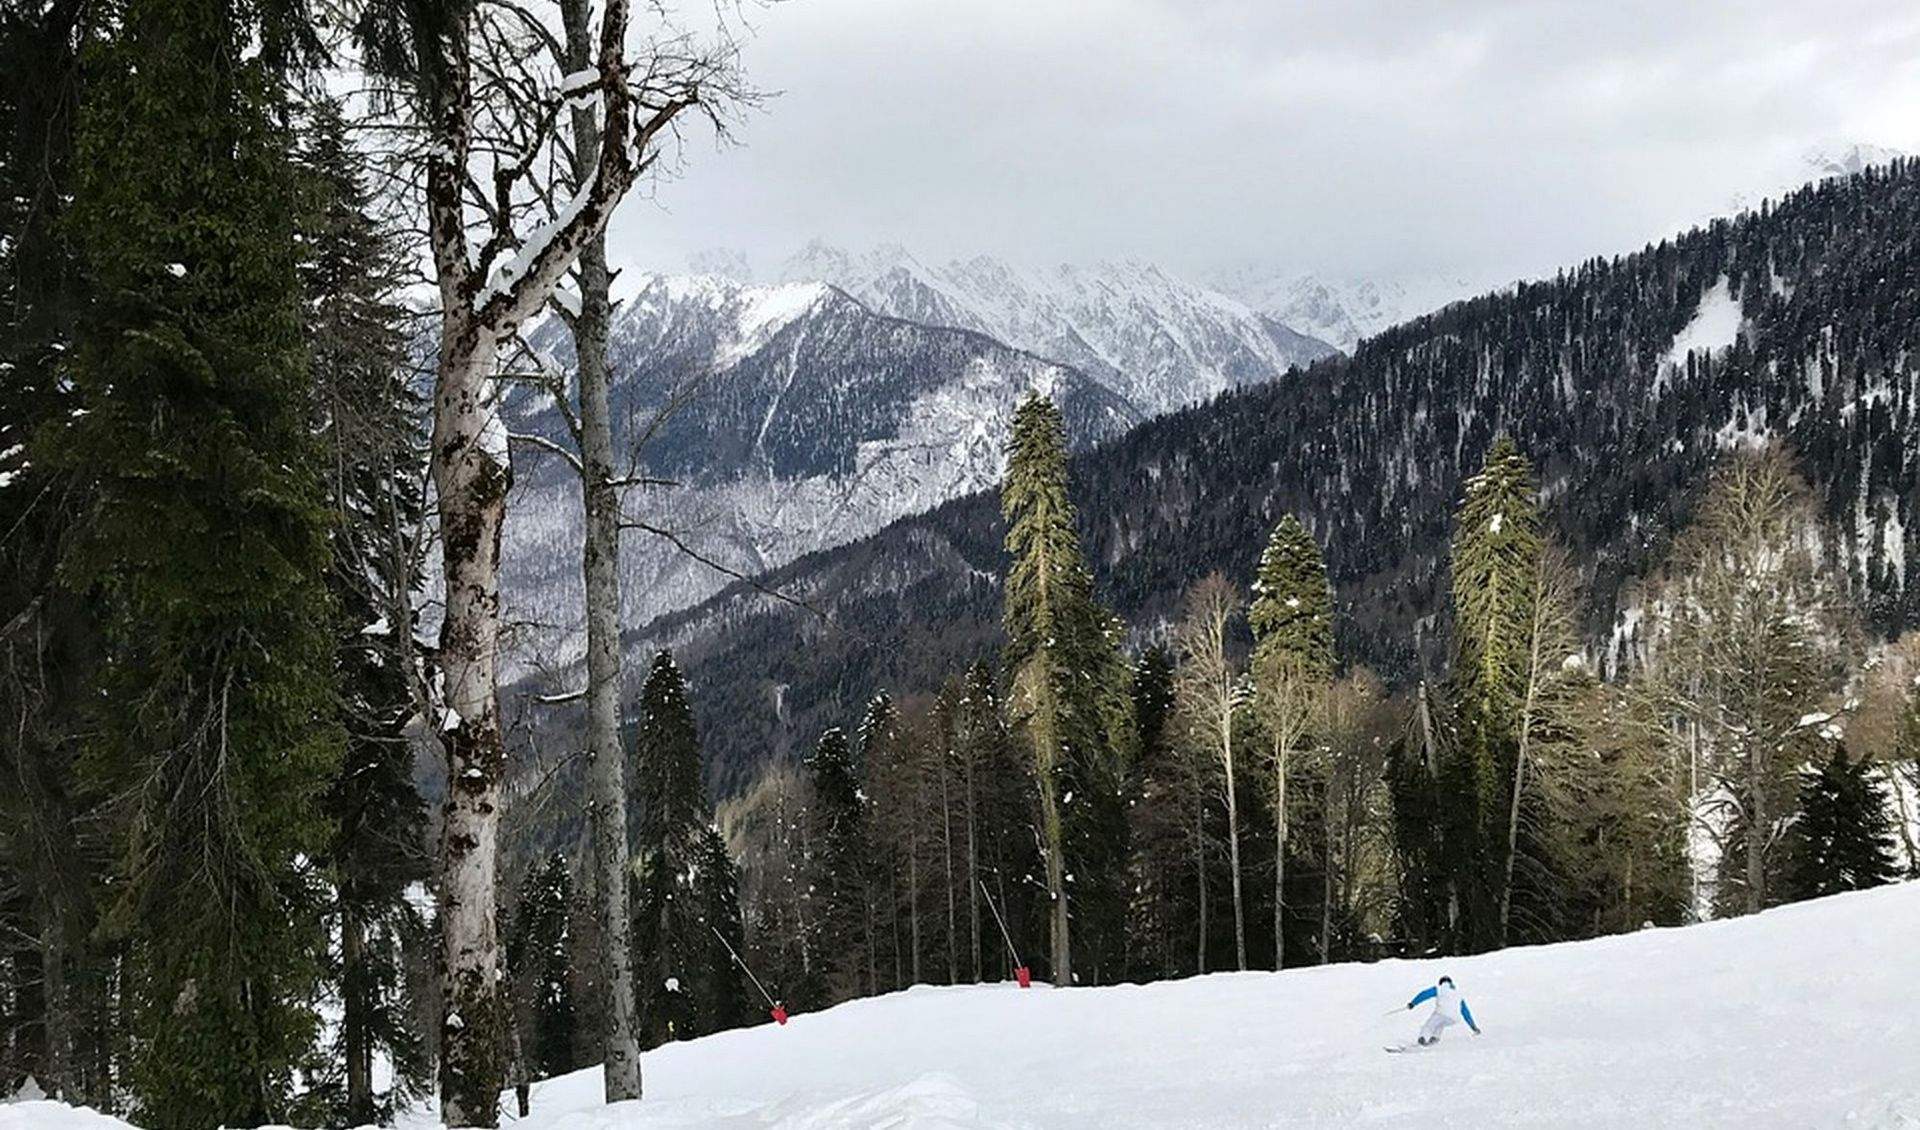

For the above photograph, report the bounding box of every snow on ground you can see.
[10,882,1919,1129]
[1663,276,1744,370]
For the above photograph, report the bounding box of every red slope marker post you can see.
[979,880,1031,988]
[711,923,788,1025]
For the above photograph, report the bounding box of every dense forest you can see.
[643,161,1920,793]
[705,396,1913,1013]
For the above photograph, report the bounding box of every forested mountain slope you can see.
[499,275,1137,658]
[638,162,1920,795]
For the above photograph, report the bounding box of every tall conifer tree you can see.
[508,855,576,1079]
[1000,392,1127,986]
[298,97,432,1126]
[1249,514,1334,968]
[1789,745,1899,900]
[1442,437,1544,950]
[0,0,110,1103]
[630,652,749,1045]
[59,0,338,1121]
[803,727,872,1004]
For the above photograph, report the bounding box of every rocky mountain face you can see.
[770,242,1337,414]
[644,161,1920,796]
[498,274,1137,668]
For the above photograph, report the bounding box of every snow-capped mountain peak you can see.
[1799,141,1905,182]
[1203,265,1477,355]
[774,241,1336,415]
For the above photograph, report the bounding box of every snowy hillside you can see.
[500,273,1135,664]
[12,883,1916,1129]
[772,242,1336,414]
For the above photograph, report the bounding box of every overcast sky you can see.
[608,0,1920,290]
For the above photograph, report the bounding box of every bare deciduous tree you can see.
[1498,544,1585,945]
[355,0,742,1116]
[1637,445,1853,918]
[1252,644,1324,970]
[1173,574,1248,971]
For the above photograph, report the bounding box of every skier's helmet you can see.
[1438,975,1454,987]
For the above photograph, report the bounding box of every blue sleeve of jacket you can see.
[1460,1000,1479,1033]
[1407,986,1436,1009]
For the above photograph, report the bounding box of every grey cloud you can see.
[610,0,1920,290]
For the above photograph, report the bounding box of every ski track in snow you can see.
[13,882,1919,1129]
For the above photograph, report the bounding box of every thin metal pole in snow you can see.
[709,923,778,1011]
[978,879,1023,970]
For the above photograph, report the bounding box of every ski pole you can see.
[978,879,1031,987]
[709,924,789,1024]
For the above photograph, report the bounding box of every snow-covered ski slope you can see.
[9,882,1918,1129]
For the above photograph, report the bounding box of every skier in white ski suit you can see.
[1406,975,1481,1045]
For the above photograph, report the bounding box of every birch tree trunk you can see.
[409,0,709,1113]
[1193,808,1207,974]
[1223,735,1246,972]
[1319,790,1333,964]
[964,746,980,981]
[1272,756,1287,971]
[558,0,642,1098]
[433,323,513,1128]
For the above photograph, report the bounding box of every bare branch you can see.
[507,431,584,473]
[616,517,824,619]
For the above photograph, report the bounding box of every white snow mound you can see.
[10,883,1919,1129]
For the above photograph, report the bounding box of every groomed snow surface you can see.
[9,883,1918,1129]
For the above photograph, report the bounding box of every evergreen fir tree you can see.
[1123,646,1196,979]
[1000,392,1128,986]
[630,652,750,1045]
[1248,514,1335,968]
[508,855,576,1079]
[56,0,338,1121]
[1442,436,1547,950]
[297,95,432,1126]
[1789,745,1899,900]
[802,726,873,1004]
[0,0,114,1104]
[1249,515,1335,676]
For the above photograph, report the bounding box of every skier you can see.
[1404,975,1481,1046]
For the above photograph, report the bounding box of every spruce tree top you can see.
[806,727,861,811]
[1249,513,1334,676]
[1002,392,1097,669]
[1450,434,1544,721]
[1792,743,1900,898]
[635,649,705,853]
[858,691,898,762]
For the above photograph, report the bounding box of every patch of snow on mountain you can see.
[498,275,1126,674]
[1662,277,1742,370]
